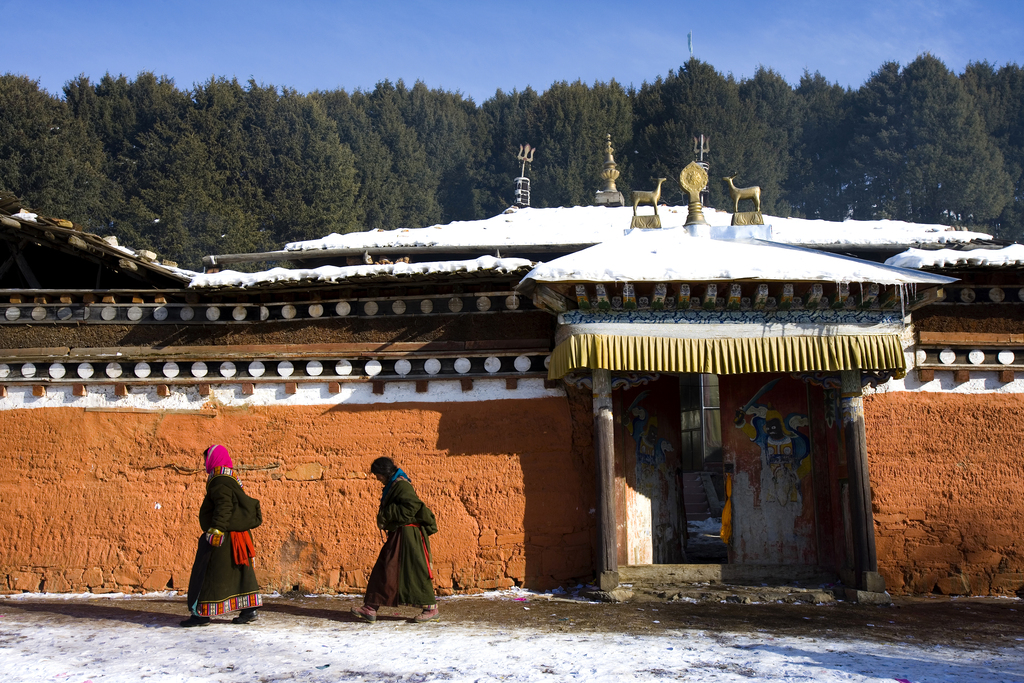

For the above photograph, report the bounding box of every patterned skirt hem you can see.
[196,591,262,616]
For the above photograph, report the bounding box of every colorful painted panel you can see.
[721,374,818,565]
[618,377,686,564]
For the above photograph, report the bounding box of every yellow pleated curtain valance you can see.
[548,332,906,379]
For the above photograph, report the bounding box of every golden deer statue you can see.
[631,178,667,216]
[723,175,761,214]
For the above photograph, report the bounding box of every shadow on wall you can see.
[433,387,597,592]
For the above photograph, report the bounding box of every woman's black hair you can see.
[370,457,398,479]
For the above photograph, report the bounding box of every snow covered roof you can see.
[886,244,1024,270]
[519,227,956,288]
[189,255,533,290]
[281,205,992,254]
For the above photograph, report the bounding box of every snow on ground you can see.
[1,592,1021,682]
[283,205,990,253]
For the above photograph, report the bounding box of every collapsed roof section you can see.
[0,193,195,290]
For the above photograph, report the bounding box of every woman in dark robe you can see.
[352,457,439,623]
[180,444,262,627]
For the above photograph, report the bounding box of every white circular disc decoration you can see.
[938,349,956,365]
[162,362,179,378]
[127,306,144,321]
[476,296,491,312]
[989,287,1006,303]
[277,361,294,377]
[190,362,208,378]
[454,358,472,374]
[281,304,297,320]
[514,355,532,373]
[544,355,551,369]
[77,363,94,379]
[308,304,324,318]
[959,288,976,303]
[448,297,464,313]
[915,349,928,365]
[248,361,265,377]
[394,359,412,376]
[424,358,441,375]
[206,307,221,321]
[260,306,270,321]
[105,362,122,379]
[57,307,73,320]
[1018,288,1024,302]
[392,300,407,315]
[998,350,1015,365]
[134,362,151,378]
[335,301,351,316]
[219,361,237,378]
[484,357,501,373]
[364,360,382,376]
[335,360,353,376]
[420,299,434,314]
[48,363,66,379]
[505,295,520,310]
[968,350,985,365]
[5,307,20,321]
[232,306,247,321]
[364,301,379,316]
[31,306,47,321]
[0,363,8,378]
[306,360,323,376]
[179,306,194,321]
[21,362,36,378]
[153,306,168,321]
[101,306,117,321]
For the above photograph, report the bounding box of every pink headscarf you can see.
[204,444,233,473]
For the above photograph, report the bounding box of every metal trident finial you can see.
[693,134,709,161]
[517,143,536,177]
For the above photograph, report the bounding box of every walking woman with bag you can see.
[181,444,263,627]
[352,457,440,623]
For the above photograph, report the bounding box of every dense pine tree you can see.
[1,55,1023,269]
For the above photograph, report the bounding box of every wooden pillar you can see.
[840,370,885,593]
[592,368,619,591]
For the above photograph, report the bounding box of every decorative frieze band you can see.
[915,331,1024,383]
[0,291,530,325]
[0,353,551,387]
[569,281,906,314]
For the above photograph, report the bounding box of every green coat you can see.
[367,478,437,607]
[189,473,261,616]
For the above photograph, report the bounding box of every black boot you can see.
[232,608,258,624]
[180,615,211,627]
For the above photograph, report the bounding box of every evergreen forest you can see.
[1,54,1022,270]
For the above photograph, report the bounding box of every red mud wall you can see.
[0,396,597,595]
[865,392,1024,596]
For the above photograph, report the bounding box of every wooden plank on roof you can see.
[917,331,1024,345]
[1,347,71,358]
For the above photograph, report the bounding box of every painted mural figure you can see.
[352,457,440,624]
[624,391,684,563]
[181,444,263,627]
[734,380,811,508]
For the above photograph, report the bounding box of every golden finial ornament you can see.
[595,134,624,206]
[679,162,710,226]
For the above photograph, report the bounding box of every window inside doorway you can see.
[679,374,722,472]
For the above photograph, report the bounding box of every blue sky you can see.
[3,0,1022,101]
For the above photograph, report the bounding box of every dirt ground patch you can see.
[2,593,1021,651]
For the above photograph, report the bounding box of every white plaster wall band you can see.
[0,377,565,411]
